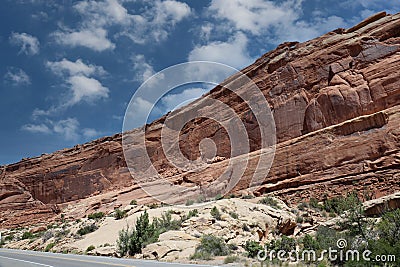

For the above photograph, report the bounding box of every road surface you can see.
[0,248,216,267]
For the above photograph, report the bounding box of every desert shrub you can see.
[210,206,221,220]
[88,212,105,220]
[45,242,55,252]
[244,240,263,258]
[296,215,304,223]
[191,234,230,260]
[182,209,199,221]
[153,210,182,233]
[42,230,53,242]
[323,192,361,215]
[301,234,319,251]
[242,224,250,232]
[114,209,127,220]
[266,235,296,252]
[5,234,14,241]
[258,197,279,209]
[188,209,199,218]
[148,203,158,209]
[241,194,254,199]
[185,199,195,206]
[309,198,323,210]
[229,211,239,219]
[368,208,400,263]
[22,231,34,240]
[117,210,159,256]
[77,224,98,236]
[224,255,240,264]
[86,245,95,252]
[215,194,224,200]
[297,202,309,211]
[130,200,137,205]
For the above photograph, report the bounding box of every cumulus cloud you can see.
[188,32,254,69]
[209,0,300,35]
[53,0,192,51]
[22,118,89,141]
[82,128,102,138]
[21,123,51,134]
[4,68,31,86]
[9,32,40,55]
[132,54,155,83]
[52,118,80,140]
[45,58,109,107]
[46,58,106,77]
[53,28,115,52]
[204,0,351,45]
[67,75,109,105]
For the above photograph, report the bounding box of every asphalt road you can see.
[0,249,216,267]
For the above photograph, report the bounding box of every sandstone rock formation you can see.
[1,12,400,228]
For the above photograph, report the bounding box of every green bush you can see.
[185,199,195,206]
[22,231,34,240]
[323,192,361,215]
[301,234,319,251]
[153,210,182,233]
[224,255,240,264]
[86,245,95,252]
[190,234,230,260]
[4,235,14,241]
[258,197,279,209]
[241,194,254,199]
[210,206,221,220]
[368,208,400,263]
[266,235,296,252]
[45,243,55,252]
[184,209,199,220]
[296,215,304,223]
[114,209,127,220]
[88,212,105,220]
[77,224,98,236]
[297,202,309,211]
[244,240,263,258]
[130,200,137,205]
[215,194,224,200]
[309,198,323,210]
[229,211,239,219]
[117,210,156,256]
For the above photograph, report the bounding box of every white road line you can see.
[0,255,54,267]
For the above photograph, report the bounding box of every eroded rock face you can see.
[1,12,400,228]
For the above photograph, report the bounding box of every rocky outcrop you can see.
[1,12,400,228]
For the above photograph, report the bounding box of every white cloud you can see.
[46,58,107,77]
[4,68,31,86]
[67,75,109,105]
[154,0,192,25]
[132,54,155,83]
[188,32,254,69]
[205,0,349,46]
[9,32,40,55]
[22,117,102,141]
[53,28,115,52]
[52,118,80,141]
[209,0,301,35]
[53,0,192,51]
[21,124,51,134]
[160,87,207,112]
[82,128,101,138]
[45,58,109,107]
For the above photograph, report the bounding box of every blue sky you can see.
[0,0,399,165]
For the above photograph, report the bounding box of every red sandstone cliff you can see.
[1,12,400,228]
